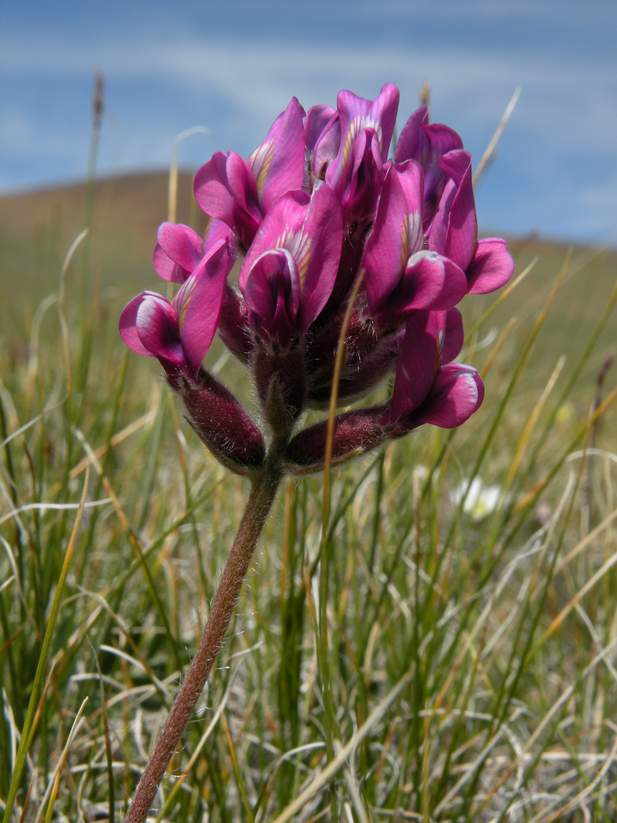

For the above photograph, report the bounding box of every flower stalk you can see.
[126,466,281,823]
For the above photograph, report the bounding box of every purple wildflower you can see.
[122,85,517,821]
[119,83,514,474]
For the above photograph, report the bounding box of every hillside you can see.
[0,171,198,307]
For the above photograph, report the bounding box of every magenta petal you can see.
[152,222,203,282]
[421,124,464,210]
[194,151,236,221]
[327,83,400,192]
[305,104,336,151]
[245,251,284,321]
[395,160,424,221]
[423,124,464,160]
[437,150,477,270]
[300,183,343,329]
[134,292,184,364]
[312,113,340,179]
[363,160,424,312]
[239,190,309,291]
[363,167,405,310]
[427,178,454,256]
[467,237,514,294]
[401,251,467,311]
[174,239,234,370]
[368,82,400,160]
[119,294,155,357]
[152,244,185,283]
[250,97,306,211]
[428,308,464,363]
[194,151,260,245]
[245,248,298,336]
[202,218,235,255]
[415,364,484,428]
[395,111,463,217]
[394,106,429,163]
[225,151,259,211]
[336,130,384,222]
[390,312,440,420]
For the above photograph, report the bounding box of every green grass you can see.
[0,170,616,821]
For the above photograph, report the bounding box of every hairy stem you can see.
[126,469,280,823]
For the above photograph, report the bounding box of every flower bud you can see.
[174,369,265,473]
[284,406,388,474]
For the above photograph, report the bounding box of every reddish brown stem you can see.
[126,470,280,823]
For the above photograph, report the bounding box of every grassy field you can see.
[0,171,616,821]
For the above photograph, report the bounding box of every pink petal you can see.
[194,151,260,246]
[300,183,343,329]
[225,151,259,211]
[244,248,298,338]
[435,150,477,270]
[395,160,425,220]
[134,292,184,364]
[390,312,440,420]
[327,83,399,193]
[427,178,454,257]
[337,130,384,222]
[202,218,235,255]
[152,222,203,283]
[398,251,467,312]
[430,308,464,363]
[421,125,464,216]
[363,160,424,312]
[422,124,464,160]
[368,82,400,161]
[467,237,514,294]
[238,190,309,291]
[119,293,154,357]
[194,151,235,220]
[250,97,306,211]
[174,239,235,370]
[304,104,336,151]
[394,106,429,163]
[309,110,340,180]
[152,245,186,284]
[395,112,462,216]
[415,364,484,428]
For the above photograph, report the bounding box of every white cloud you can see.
[0,110,85,159]
[1,32,615,157]
[0,23,615,240]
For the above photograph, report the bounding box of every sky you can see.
[1,0,617,243]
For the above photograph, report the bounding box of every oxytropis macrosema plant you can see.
[119,83,514,821]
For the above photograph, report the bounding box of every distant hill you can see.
[0,170,201,307]
[1,171,615,397]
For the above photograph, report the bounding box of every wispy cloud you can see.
[1,32,615,152]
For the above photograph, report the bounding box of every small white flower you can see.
[452,477,502,520]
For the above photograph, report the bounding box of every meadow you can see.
[0,166,616,821]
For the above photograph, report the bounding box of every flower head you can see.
[119,84,514,474]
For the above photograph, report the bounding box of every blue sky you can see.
[2,0,616,242]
